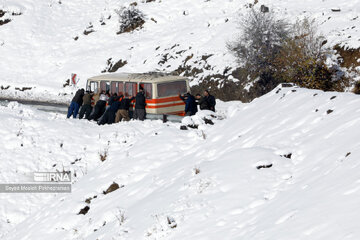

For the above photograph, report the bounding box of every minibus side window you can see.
[157,81,187,97]
[118,82,124,96]
[111,82,117,95]
[100,81,110,93]
[125,82,137,97]
[140,83,152,99]
[90,81,98,93]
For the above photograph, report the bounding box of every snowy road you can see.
[0,99,69,114]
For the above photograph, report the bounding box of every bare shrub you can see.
[273,18,345,91]
[115,6,145,34]
[227,8,290,94]
[228,9,290,74]
[99,150,107,162]
[229,8,348,93]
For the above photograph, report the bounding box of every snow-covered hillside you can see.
[1,85,360,239]
[0,0,360,102]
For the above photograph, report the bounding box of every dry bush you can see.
[227,8,290,96]
[115,6,145,34]
[99,150,107,162]
[273,18,347,91]
[228,8,349,95]
[228,9,290,75]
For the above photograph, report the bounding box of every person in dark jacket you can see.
[98,95,121,125]
[134,87,146,121]
[67,89,84,118]
[97,92,114,123]
[115,96,135,122]
[107,93,118,107]
[79,91,93,120]
[195,93,209,110]
[89,91,107,121]
[180,93,197,116]
[204,90,216,112]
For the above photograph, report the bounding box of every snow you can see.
[1,0,360,101]
[1,85,360,239]
[1,0,360,238]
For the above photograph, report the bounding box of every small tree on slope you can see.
[228,8,349,94]
[227,9,291,92]
[273,18,342,91]
[116,6,145,34]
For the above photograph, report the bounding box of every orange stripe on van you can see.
[146,96,182,104]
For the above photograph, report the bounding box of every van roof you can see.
[87,72,187,83]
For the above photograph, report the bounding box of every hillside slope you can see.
[0,0,360,102]
[1,85,360,239]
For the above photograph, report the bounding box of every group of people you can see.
[67,87,216,124]
[179,90,216,116]
[67,87,147,124]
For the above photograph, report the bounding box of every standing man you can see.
[134,87,146,121]
[79,91,93,120]
[89,91,107,121]
[67,88,84,118]
[204,90,216,112]
[180,93,197,116]
[195,93,209,110]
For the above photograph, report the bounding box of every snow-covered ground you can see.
[1,0,360,101]
[1,85,360,239]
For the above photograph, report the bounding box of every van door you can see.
[125,82,137,97]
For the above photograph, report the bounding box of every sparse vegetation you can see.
[115,6,145,34]
[227,8,290,97]
[102,58,128,73]
[334,45,360,69]
[227,8,350,100]
[115,208,126,226]
[99,150,108,162]
[273,18,347,91]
